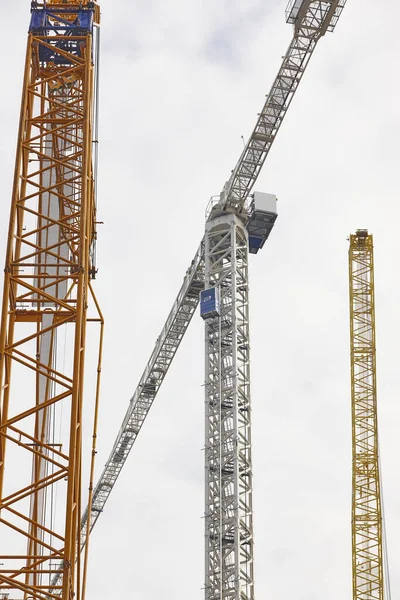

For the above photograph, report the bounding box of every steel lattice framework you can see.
[204,214,252,600]
[221,0,347,208]
[349,230,384,600]
[76,3,348,558]
[0,1,350,599]
[60,3,349,600]
[0,4,102,600]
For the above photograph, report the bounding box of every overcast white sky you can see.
[0,0,399,598]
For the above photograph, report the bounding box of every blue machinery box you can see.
[200,287,220,320]
[29,4,95,65]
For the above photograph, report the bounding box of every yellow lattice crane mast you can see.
[349,229,384,600]
[0,2,102,599]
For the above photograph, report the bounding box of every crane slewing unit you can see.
[0,3,102,600]
[349,230,384,600]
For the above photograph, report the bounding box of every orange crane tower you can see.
[0,2,102,599]
[349,230,384,600]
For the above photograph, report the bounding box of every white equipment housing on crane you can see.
[246,192,278,254]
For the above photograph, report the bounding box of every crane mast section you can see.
[0,4,100,600]
[222,0,347,210]
[349,231,384,600]
[78,243,205,548]
[204,215,253,600]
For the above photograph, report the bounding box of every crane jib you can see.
[221,0,347,211]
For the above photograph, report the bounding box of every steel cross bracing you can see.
[204,214,252,600]
[349,231,384,600]
[221,0,347,210]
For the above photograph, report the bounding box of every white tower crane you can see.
[51,0,348,595]
[201,5,346,597]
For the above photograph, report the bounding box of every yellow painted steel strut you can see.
[349,230,384,600]
[0,3,102,600]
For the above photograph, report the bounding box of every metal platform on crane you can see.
[285,0,347,33]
